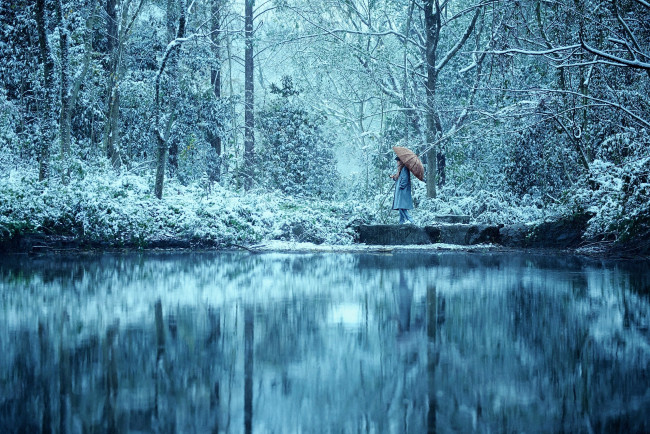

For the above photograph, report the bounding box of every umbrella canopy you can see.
[392,146,425,182]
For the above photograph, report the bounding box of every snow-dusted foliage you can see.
[502,111,580,199]
[0,89,20,169]
[1,0,649,252]
[417,188,557,225]
[257,77,338,198]
[577,129,650,243]
[0,168,367,247]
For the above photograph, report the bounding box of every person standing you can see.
[391,156,414,224]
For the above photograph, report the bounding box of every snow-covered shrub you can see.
[0,167,366,247]
[257,76,338,198]
[170,89,233,187]
[503,121,578,198]
[118,77,156,164]
[415,187,557,225]
[0,88,19,169]
[582,130,650,242]
[0,173,41,238]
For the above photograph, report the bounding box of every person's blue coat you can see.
[392,167,413,210]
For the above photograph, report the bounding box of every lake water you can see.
[1,251,649,433]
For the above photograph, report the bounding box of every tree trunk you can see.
[55,0,71,181]
[35,0,54,181]
[210,0,222,104]
[244,306,254,434]
[401,0,415,157]
[426,284,439,433]
[105,88,121,168]
[103,0,146,170]
[154,131,168,199]
[436,152,445,187]
[38,322,52,434]
[103,324,119,433]
[166,0,180,172]
[103,0,122,169]
[397,271,413,334]
[243,0,255,190]
[59,328,71,434]
[154,0,187,199]
[154,299,165,419]
[424,0,441,198]
[208,308,221,434]
[423,2,479,196]
[209,0,223,182]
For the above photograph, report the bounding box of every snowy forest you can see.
[1,0,649,253]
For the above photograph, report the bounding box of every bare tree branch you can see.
[488,44,581,56]
[418,12,500,158]
[480,87,650,129]
[580,39,650,71]
[613,0,648,59]
[556,59,628,69]
[124,0,145,37]
[435,6,480,72]
[441,0,499,26]
[324,28,424,50]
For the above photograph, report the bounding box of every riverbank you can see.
[3,233,644,262]
[0,170,365,251]
[2,170,648,258]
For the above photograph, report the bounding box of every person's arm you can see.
[398,168,409,189]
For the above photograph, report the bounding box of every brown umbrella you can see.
[392,146,425,181]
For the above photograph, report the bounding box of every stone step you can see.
[356,217,589,249]
[357,224,500,246]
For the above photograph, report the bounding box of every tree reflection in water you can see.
[0,251,649,432]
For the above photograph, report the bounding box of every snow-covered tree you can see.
[257,76,338,198]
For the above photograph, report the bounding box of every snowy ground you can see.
[3,168,647,257]
[1,169,570,251]
[242,240,502,253]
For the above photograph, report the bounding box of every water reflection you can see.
[1,251,649,433]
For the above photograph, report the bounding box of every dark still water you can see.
[1,251,649,433]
